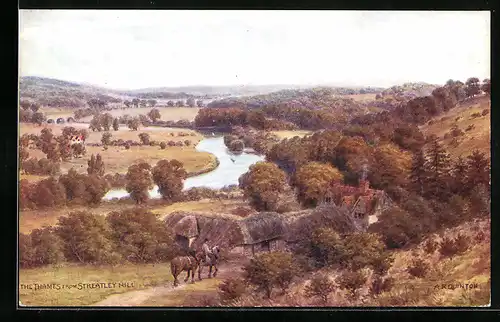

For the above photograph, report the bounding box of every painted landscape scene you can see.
[18,10,490,307]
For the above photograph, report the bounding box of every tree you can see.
[481,79,491,95]
[31,112,46,125]
[87,154,105,176]
[152,159,187,202]
[147,99,157,107]
[138,133,150,145]
[128,118,140,131]
[19,147,30,170]
[238,162,287,211]
[19,233,35,268]
[101,113,114,131]
[243,251,298,299]
[450,156,468,195]
[228,139,244,153]
[465,150,490,192]
[20,100,31,111]
[112,118,119,131]
[196,100,204,107]
[147,108,161,123]
[186,98,196,107]
[30,227,65,266]
[409,148,427,195]
[167,100,175,107]
[423,136,452,201]
[160,141,167,149]
[140,99,147,107]
[31,177,67,208]
[218,278,247,304]
[72,143,86,158]
[132,98,140,108]
[175,100,185,107]
[89,114,103,132]
[29,102,40,113]
[124,100,131,108]
[56,211,120,264]
[126,163,153,204]
[293,162,343,207]
[106,208,177,263]
[304,275,335,304]
[336,270,367,300]
[101,132,112,146]
[465,77,481,98]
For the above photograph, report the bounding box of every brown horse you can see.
[170,255,199,287]
[195,245,221,280]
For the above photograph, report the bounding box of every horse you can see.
[196,245,221,280]
[170,254,199,287]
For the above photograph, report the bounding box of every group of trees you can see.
[19,208,180,268]
[19,128,88,175]
[125,159,187,204]
[20,154,109,209]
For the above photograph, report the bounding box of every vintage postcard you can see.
[18,10,490,307]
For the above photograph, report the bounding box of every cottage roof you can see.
[173,215,199,238]
[237,212,286,245]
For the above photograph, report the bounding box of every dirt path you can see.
[92,258,246,307]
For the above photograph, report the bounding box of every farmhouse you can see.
[321,177,392,228]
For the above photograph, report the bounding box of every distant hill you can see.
[18,76,324,108]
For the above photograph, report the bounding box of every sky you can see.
[19,10,490,90]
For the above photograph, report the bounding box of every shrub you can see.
[30,227,65,266]
[406,258,430,278]
[465,124,475,132]
[370,275,394,296]
[138,133,150,145]
[336,270,367,300]
[481,109,489,116]
[218,278,247,304]
[423,238,438,254]
[470,112,481,119]
[168,141,176,147]
[304,274,335,304]
[243,251,298,299]
[160,142,167,149]
[184,140,191,146]
[125,143,131,150]
[56,211,120,264]
[228,139,244,153]
[439,234,470,258]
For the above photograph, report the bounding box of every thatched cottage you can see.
[164,201,368,258]
[321,178,392,228]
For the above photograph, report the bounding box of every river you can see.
[102,136,265,200]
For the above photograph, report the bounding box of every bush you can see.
[106,208,179,262]
[439,234,470,258]
[465,124,475,132]
[30,227,65,266]
[243,251,298,299]
[125,143,131,150]
[481,109,489,116]
[336,270,367,299]
[406,258,430,278]
[228,139,244,153]
[423,238,438,254]
[160,142,167,149]
[304,274,335,304]
[56,211,120,264]
[218,278,247,304]
[370,275,394,296]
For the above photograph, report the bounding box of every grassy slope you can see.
[254,218,491,307]
[19,263,173,306]
[420,96,490,160]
